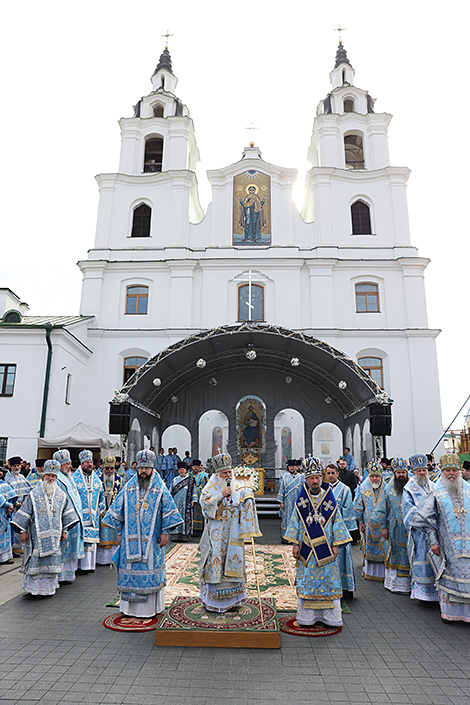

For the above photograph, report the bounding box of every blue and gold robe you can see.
[331,480,357,592]
[372,482,410,576]
[413,479,470,603]
[0,481,17,561]
[73,468,105,544]
[170,474,197,537]
[11,483,78,576]
[199,475,262,599]
[284,483,351,607]
[56,472,85,562]
[26,470,43,488]
[98,471,123,548]
[103,473,182,601]
[353,477,386,564]
[193,470,208,535]
[402,477,437,596]
[277,471,303,536]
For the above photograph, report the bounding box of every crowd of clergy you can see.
[1,442,470,628]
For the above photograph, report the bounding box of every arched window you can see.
[343,99,354,112]
[351,200,372,234]
[238,284,264,321]
[143,138,163,173]
[131,204,151,238]
[355,283,379,312]
[358,357,383,388]
[125,286,149,315]
[153,104,164,117]
[344,134,364,169]
[123,357,148,384]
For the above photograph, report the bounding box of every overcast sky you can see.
[1,1,469,438]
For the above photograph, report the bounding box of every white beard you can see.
[61,467,71,476]
[214,473,229,493]
[416,474,430,488]
[43,479,56,496]
[371,481,381,490]
[441,474,462,496]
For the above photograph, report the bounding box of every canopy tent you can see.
[118,323,386,466]
[39,422,120,453]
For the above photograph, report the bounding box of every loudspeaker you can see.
[369,403,392,436]
[109,402,130,435]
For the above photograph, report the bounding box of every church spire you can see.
[153,46,173,76]
[329,40,355,88]
[334,41,352,69]
[151,43,178,94]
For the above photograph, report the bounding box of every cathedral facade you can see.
[0,43,442,468]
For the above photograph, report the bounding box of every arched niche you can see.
[151,427,159,451]
[162,424,191,458]
[353,423,361,468]
[312,423,343,468]
[274,408,305,470]
[362,419,374,470]
[198,410,229,465]
[127,418,142,464]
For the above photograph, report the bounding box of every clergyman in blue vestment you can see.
[103,449,183,617]
[402,453,438,603]
[284,457,351,628]
[73,450,105,572]
[325,463,357,597]
[11,459,79,597]
[276,460,303,543]
[371,457,411,594]
[170,462,197,541]
[413,453,470,623]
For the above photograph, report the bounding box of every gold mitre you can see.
[440,453,460,471]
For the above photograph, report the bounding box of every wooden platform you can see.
[155,596,281,649]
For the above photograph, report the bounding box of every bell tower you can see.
[302,42,409,248]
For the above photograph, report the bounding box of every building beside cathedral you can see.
[0,42,443,468]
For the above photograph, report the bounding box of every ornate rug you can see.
[158,596,278,632]
[103,612,162,632]
[165,543,297,611]
[278,615,342,637]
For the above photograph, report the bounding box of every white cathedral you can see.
[0,42,443,469]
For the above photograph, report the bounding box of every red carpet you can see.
[103,612,162,632]
[278,615,342,637]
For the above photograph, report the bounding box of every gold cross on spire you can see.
[245,122,260,147]
[334,24,346,44]
[162,30,174,49]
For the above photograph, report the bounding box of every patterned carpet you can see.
[165,543,297,611]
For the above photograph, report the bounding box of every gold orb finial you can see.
[250,141,255,147]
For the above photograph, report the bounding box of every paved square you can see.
[1,519,469,705]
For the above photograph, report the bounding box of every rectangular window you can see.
[355,283,379,312]
[0,437,7,463]
[359,357,384,388]
[238,284,264,321]
[0,364,16,396]
[65,373,72,405]
[126,286,149,315]
[123,357,148,384]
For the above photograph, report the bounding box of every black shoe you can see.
[343,590,354,600]
[12,552,21,558]
[2,559,14,565]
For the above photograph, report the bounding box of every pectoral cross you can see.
[323,500,334,512]
[298,497,309,509]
